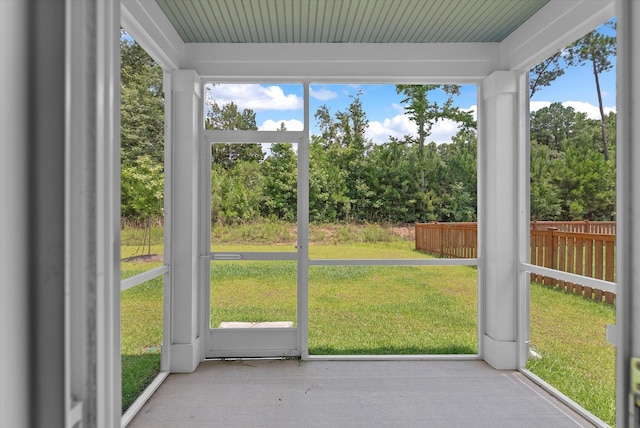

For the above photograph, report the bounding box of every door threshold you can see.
[218,321,294,328]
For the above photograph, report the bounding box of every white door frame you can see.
[202,91,311,357]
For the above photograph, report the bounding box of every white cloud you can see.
[530,100,615,120]
[464,105,478,121]
[530,101,552,112]
[207,84,302,111]
[367,114,416,144]
[366,105,477,145]
[429,119,463,144]
[309,87,338,101]
[562,101,615,119]
[259,119,304,131]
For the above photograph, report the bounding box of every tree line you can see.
[208,93,476,225]
[530,104,616,220]
[120,22,617,229]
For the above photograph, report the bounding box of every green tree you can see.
[529,52,565,98]
[206,101,264,168]
[312,92,372,222]
[309,138,350,222]
[395,85,475,192]
[211,161,264,224]
[121,155,164,254]
[437,130,477,221]
[565,22,616,160]
[554,137,615,220]
[529,142,562,220]
[120,32,165,245]
[365,138,419,222]
[530,103,589,150]
[341,93,373,220]
[314,105,338,148]
[120,36,164,166]
[419,142,446,221]
[261,143,297,221]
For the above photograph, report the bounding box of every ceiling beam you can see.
[121,0,184,69]
[184,42,501,83]
[501,0,615,71]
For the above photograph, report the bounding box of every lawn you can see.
[209,253,478,355]
[528,281,616,426]
[209,236,478,354]
[120,231,164,412]
[121,273,163,412]
[307,264,477,354]
[121,257,164,412]
[121,222,617,425]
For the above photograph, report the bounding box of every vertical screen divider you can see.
[298,83,311,359]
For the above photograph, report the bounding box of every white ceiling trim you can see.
[121,0,185,69]
[121,0,615,80]
[501,0,615,71]
[184,42,501,83]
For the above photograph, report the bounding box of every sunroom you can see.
[2,0,639,427]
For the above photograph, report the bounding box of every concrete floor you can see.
[128,359,597,428]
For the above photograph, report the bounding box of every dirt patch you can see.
[390,225,415,240]
[122,254,163,263]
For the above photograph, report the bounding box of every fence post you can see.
[550,227,558,271]
[543,228,556,286]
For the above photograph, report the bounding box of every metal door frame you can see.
[202,85,311,358]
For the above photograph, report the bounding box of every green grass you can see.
[121,222,164,255]
[528,281,616,426]
[119,223,166,412]
[211,261,297,326]
[120,222,617,425]
[209,228,478,353]
[120,265,163,412]
[211,221,407,247]
[209,254,478,355]
[211,220,296,245]
[308,264,477,354]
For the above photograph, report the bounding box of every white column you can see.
[0,0,121,426]
[1,2,38,427]
[615,1,640,425]
[168,70,202,373]
[478,70,523,369]
[67,0,122,426]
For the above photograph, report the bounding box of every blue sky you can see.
[204,21,616,146]
[206,83,479,144]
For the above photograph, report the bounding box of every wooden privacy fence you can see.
[530,220,616,235]
[414,222,478,259]
[415,222,616,304]
[530,228,615,304]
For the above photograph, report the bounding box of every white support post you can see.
[161,69,173,373]
[516,72,531,370]
[168,70,202,373]
[479,70,522,370]
[198,80,210,363]
[298,84,311,359]
[615,1,640,426]
[1,1,121,427]
[1,2,37,427]
[67,0,122,426]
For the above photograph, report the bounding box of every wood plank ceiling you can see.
[155,0,551,44]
